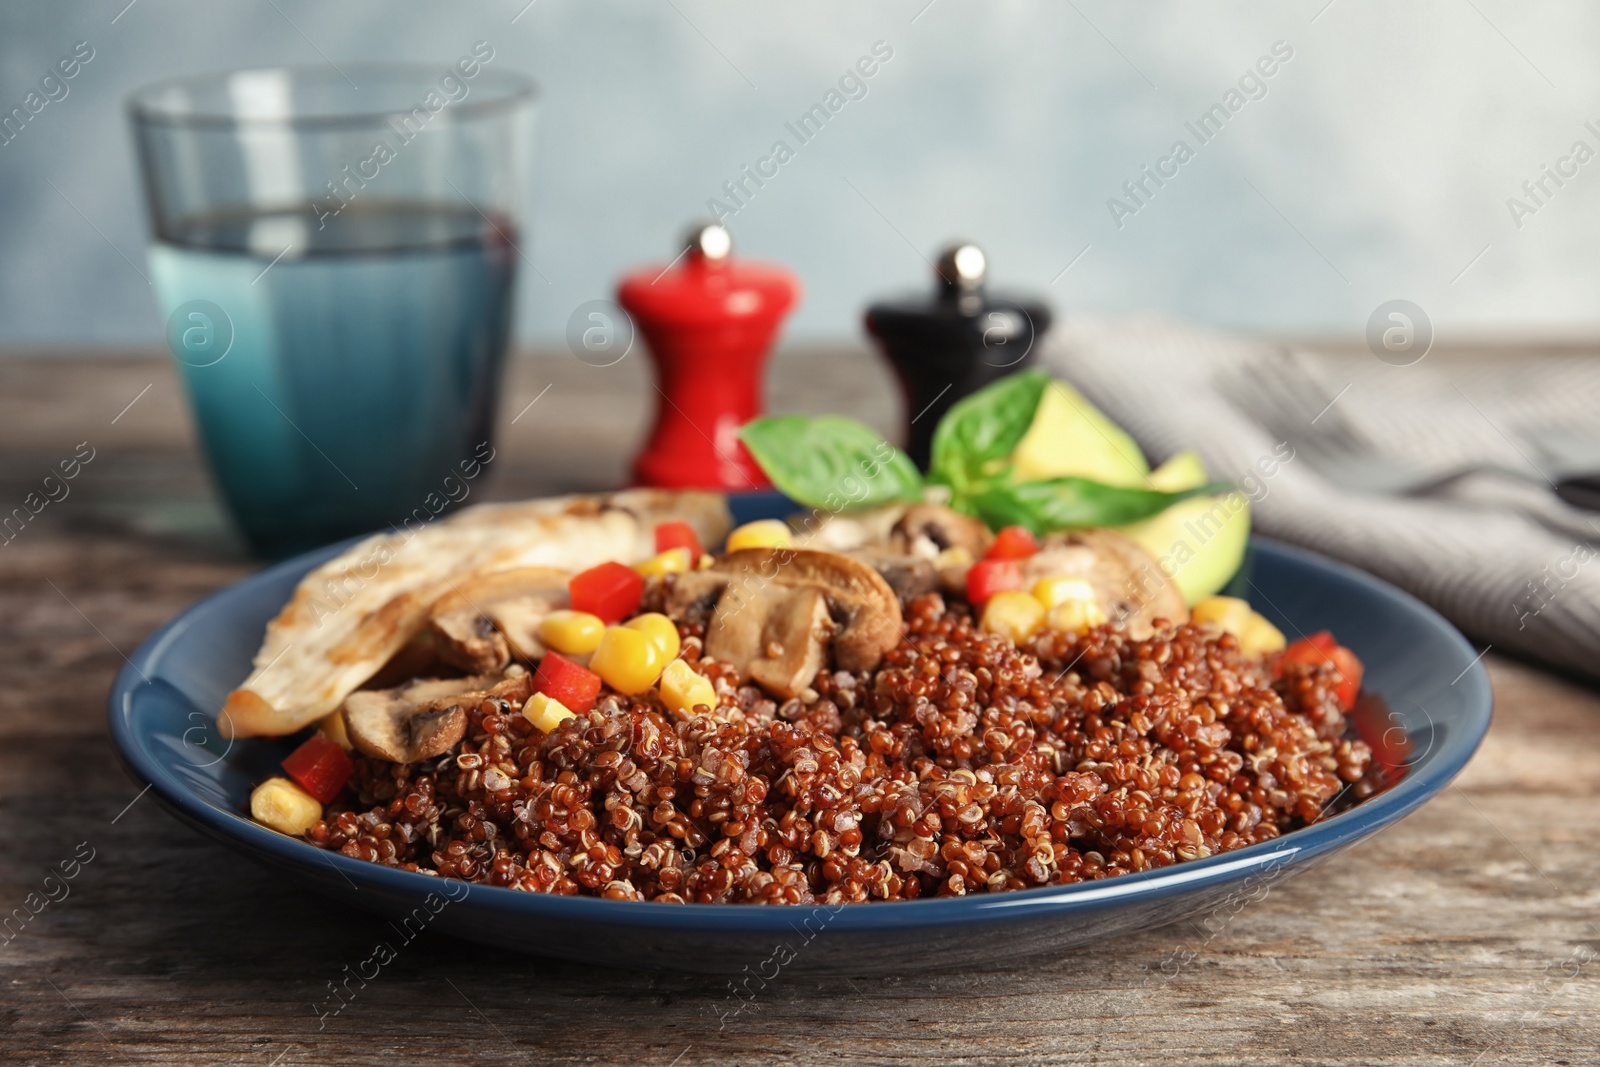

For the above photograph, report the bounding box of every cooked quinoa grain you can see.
[306,595,1375,903]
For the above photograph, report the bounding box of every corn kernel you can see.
[1191,595,1254,636]
[696,553,715,570]
[934,545,974,570]
[523,691,576,734]
[726,519,793,553]
[659,658,717,716]
[250,776,322,836]
[317,709,352,750]
[624,612,681,661]
[589,625,666,695]
[1241,613,1287,656]
[1032,576,1098,610]
[1191,596,1284,657]
[1048,597,1108,635]
[634,547,692,579]
[537,609,606,656]
[981,590,1047,644]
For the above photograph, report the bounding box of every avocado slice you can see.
[1010,380,1149,487]
[1005,384,1245,601]
[1117,451,1249,604]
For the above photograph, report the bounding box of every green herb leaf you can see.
[740,416,924,510]
[928,370,1050,490]
[958,476,1231,535]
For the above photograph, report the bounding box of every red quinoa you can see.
[306,594,1375,903]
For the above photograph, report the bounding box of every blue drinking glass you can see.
[129,60,536,556]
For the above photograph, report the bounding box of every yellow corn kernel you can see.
[934,545,974,571]
[537,609,606,656]
[726,519,793,553]
[523,691,576,734]
[250,776,322,836]
[1192,595,1284,656]
[1048,597,1108,635]
[1240,613,1287,657]
[696,553,715,570]
[1191,595,1254,637]
[659,658,717,716]
[624,612,681,661]
[589,625,666,695]
[1032,576,1098,610]
[981,590,1047,644]
[317,709,352,751]
[634,547,692,579]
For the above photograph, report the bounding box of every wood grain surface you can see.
[0,352,1595,1066]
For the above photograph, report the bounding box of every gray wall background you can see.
[1,0,1596,349]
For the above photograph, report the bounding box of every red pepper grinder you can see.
[618,223,800,490]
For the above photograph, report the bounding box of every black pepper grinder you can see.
[865,243,1052,469]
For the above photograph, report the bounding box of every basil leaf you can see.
[958,476,1231,535]
[740,416,924,510]
[928,370,1049,489]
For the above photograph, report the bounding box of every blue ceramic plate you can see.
[108,494,1492,974]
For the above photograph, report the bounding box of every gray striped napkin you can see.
[1042,315,1600,682]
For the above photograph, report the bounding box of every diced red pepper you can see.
[985,525,1040,561]
[966,558,1022,607]
[1351,699,1413,773]
[1291,631,1337,655]
[569,561,644,623]
[1325,645,1364,711]
[654,520,703,561]
[1278,630,1364,710]
[531,651,603,713]
[281,734,354,804]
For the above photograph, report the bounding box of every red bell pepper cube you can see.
[654,520,703,561]
[966,558,1022,607]
[281,734,354,803]
[985,525,1040,561]
[1278,630,1364,710]
[569,561,644,623]
[531,651,603,714]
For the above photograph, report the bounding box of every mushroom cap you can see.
[845,550,939,602]
[343,674,503,763]
[427,566,572,674]
[1024,528,1188,638]
[709,548,903,673]
[705,583,837,699]
[891,504,994,560]
[661,570,730,628]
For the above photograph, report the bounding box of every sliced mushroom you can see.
[662,570,730,629]
[427,567,571,674]
[845,549,939,603]
[712,549,902,673]
[890,504,994,560]
[1023,528,1188,639]
[347,669,534,764]
[360,630,446,691]
[663,549,902,697]
[342,674,500,763]
[406,705,469,759]
[708,584,837,698]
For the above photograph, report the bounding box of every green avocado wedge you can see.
[1116,451,1250,604]
[1008,380,1149,487]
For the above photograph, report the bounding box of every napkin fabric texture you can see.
[1041,316,1600,682]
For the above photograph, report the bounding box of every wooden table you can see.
[1,351,1595,1066]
